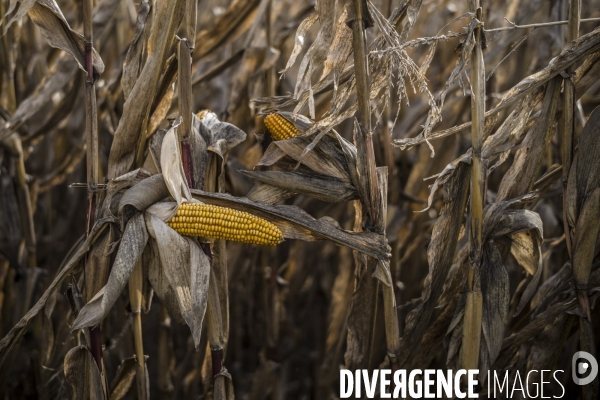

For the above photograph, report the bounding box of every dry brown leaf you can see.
[397,161,471,367]
[107,0,185,179]
[71,213,148,330]
[64,345,106,400]
[122,2,151,100]
[4,0,104,75]
[395,27,600,150]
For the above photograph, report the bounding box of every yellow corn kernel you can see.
[167,203,283,246]
[264,113,302,141]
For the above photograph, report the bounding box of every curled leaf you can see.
[72,213,148,330]
[64,345,105,400]
[26,0,105,75]
[161,119,192,205]
[145,214,209,348]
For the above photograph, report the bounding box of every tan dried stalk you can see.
[206,269,225,377]
[205,153,229,390]
[0,0,16,114]
[128,259,147,400]
[345,0,400,374]
[178,38,194,188]
[81,0,106,390]
[345,0,378,372]
[462,5,485,373]
[349,0,379,224]
[265,0,276,97]
[562,0,580,258]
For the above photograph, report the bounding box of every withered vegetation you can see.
[0,0,600,398]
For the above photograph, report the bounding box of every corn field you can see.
[0,0,600,398]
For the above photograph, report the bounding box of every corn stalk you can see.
[265,0,276,97]
[346,0,400,374]
[562,0,582,303]
[128,259,148,400]
[82,0,104,381]
[0,0,16,114]
[462,4,485,373]
[204,158,230,393]
[178,1,230,389]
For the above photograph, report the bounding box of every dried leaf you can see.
[214,368,235,400]
[280,11,318,74]
[161,119,192,205]
[64,345,105,400]
[109,357,138,400]
[72,213,148,330]
[145,214,209,348]
[259,132,351,180]
[0,220,109,365]
[194,0,261,60]
[508,231,536,276]
[242,170,357,203]
[5,0,104,75]
[188,237,211,344]
[482,91,543,164]
[122,1,151,100]
[0,58,76,142]
[246,182,296,204]
[419,16,477,152]
[395,27,600,150]
[321,5,352,94]
[481,242,509,365]
[497,78,560,201]
[397,161,471,367]
[571,189,600,291]
[566,108,600,294]
[573,106,600,216]
[107,0,185,179]
[145,239,185,324]
[201,112,247,155]
[292,0,337,113]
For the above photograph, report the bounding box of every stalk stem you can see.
[349,0,380,227]
[183,0,198,42]
[129,260,145,376]
[82,0,102,373]
[462,4,485,373]
[265,0,276,97]
[0,0,16,113]
[178,38,194,187]
[347,0,399,372]
[562,0,580,259]
[177,39,193,142]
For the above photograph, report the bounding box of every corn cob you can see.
[167,203,283,246]
[264,113,302,141]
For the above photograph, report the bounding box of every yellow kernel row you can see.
[264,113,302,141]
[167,203,283,246]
